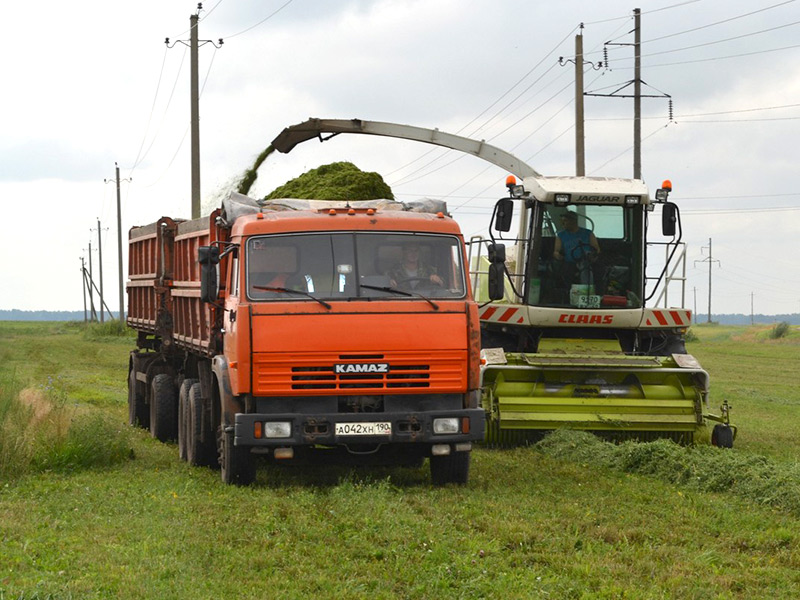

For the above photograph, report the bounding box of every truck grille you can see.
[290,364,430,390]
[252,351,465,395]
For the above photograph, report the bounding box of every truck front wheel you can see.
[430,450,471,486]
[187,383,217,467]
[220,430,256,486]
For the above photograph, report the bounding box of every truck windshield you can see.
[527,203,643,309]
[246,232,466,302]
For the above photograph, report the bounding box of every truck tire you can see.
[128,368,149,429]
[178,378,198,461]
[150,374,178,442]
[187,382,217,467]
[430,450,471,486]
[220,429,256,486]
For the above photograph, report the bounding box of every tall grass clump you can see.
[770,321,791,339]
[81,318,132,339]
[0,377,132,481]
[536,430,800,516]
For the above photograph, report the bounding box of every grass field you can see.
[1,321,799,599]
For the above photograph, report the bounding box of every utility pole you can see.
[633,8,642,179]
[694,238,720,323]
[105,162,130,321]
[166,4,223,219]
[575,29,586,176]
[84,242,97,323]
[751,292,755,325]
[586,8,672,179]
[693,286,697,320]
[80,257,88,323]
[190,10,200,219]
[558,25,601,176]
[92,219,108,323]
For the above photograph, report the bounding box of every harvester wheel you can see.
[150,374,178,442]
[187,383,217,467]
[178,378,198,461]
[128,368,149,429]
[220,429,256,486]
[711,424,734,449]
[430,450,471,486]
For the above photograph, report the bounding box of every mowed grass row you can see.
[1,321,799,599]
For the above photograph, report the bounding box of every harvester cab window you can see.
[245,233,466,302]
[529,204,642,309]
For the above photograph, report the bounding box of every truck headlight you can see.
[264,421,292,438]
[433,417,460,434]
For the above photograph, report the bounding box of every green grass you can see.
[2,322,800,598]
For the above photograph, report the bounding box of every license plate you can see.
[335,422,392,436]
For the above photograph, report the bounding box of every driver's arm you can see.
[553,236,563,260]
[589,233,600,255]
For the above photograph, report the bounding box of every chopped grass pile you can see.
[536,429,800,515]
[264,161,393,201]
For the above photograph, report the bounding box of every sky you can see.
[2,0,799,317]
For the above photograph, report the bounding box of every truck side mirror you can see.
[662,203,677,237]
[487,243,506,300]
[199,246,220,303]
[493,198,514,233]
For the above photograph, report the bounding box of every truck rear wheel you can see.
[220,429,256,486]
[430,450,471,486]
[150,374,178,442]
[128,368,149,429]
[178,378,198,461]
[187,382,217,467]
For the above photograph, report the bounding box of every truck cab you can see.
[203,204,484,484]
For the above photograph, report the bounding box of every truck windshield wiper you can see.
[252,286,332,310]
[359,284,439,310]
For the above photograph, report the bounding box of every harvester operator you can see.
[553,211,600,263]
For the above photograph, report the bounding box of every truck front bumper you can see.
[234,408,485,447]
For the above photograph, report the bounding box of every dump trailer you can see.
[473,176,735,447]
[266,118,735,448]
[127,194,485,485]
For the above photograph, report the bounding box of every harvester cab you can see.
[473,175,736,447]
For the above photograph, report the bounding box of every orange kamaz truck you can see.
[126,194,484,485]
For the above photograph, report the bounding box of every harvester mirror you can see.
[487,242,506,300]
[488,263,505,300]
[199,246,220,303]
[662,203,677,237]
[493,198,514,233]
[487,242,506,264]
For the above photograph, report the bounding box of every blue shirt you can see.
[557,227,593,263]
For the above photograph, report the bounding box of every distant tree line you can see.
[0,309,86,321]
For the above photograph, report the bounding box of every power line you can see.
[682,206,800,215]
[610,42,800,69]
[644,0,797,44]
[589,103,800,121]
[223,0,295,39]
[583,1,703,26]
[131,46,189,172]
[137,46,220,188]
[607,19,800,61]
